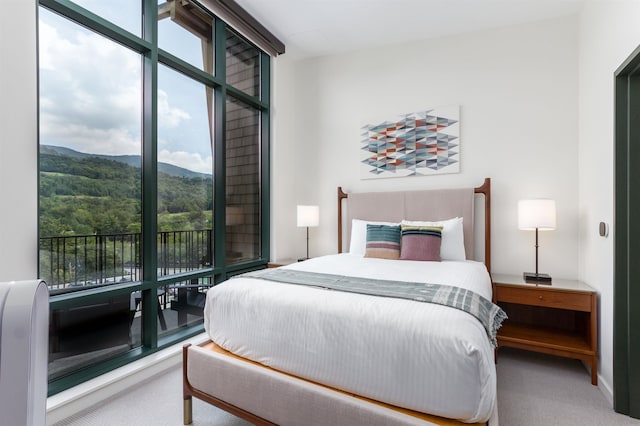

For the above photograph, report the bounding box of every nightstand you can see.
[493,274,598,385]
[267,259,297,268]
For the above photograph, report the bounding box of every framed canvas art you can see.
[361,106,460,179]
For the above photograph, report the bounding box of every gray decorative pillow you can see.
[364,224,401,260]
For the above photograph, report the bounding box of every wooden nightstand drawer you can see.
[495,286,592,312]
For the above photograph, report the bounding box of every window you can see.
[67,0,141,36]
[157,63,214,276]
[158,0,214,71]
[225,97,261,263]
[226,29,260,97]
[39,7,144,381]
[38,0,271,394]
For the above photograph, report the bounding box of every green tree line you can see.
[40,152,213,237]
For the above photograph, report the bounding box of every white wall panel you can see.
[274,16,580,278]
[0,1,38,282]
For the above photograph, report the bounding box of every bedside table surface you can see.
[267,258,298,268]
[492,274,595,293]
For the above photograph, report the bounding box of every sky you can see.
[38,2,214,175]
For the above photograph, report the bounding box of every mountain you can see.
[39,145,213,237]
[40,145,211,179]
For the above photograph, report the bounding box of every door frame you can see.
[614,43,640,418]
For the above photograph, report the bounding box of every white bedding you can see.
[204,254,496,423]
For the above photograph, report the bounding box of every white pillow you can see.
[349,219,400,256]
[401,217,466,261]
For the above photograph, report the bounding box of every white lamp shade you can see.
[518,199,556,230]
[297,205,319,227]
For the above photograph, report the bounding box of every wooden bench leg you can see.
[183,344,193,424]
[184,397,193,425]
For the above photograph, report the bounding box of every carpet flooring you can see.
[496,348,638,425]
[52,347,640,426]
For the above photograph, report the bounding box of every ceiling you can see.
[233,0,586,59]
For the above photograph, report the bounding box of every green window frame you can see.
[39,0,271,395]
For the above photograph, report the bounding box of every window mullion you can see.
[226,85,268,110]
[40,0,151,54]
[213,18,227,276]
[260,52,270,262]
[141,0,159,349]
[158,49,223,89]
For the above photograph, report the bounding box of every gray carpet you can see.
[53,347,640,425]
[52,365,251,426]
[496,348,638,426]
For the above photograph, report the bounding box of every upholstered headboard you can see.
[338,178,491,272]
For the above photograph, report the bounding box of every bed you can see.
[183,178,502,425]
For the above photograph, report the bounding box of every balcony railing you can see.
[40,230,212,292]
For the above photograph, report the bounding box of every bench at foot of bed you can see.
[182,342,488,426]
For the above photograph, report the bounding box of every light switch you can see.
[599,222,609,237]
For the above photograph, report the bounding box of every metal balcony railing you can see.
[39,230,212,293]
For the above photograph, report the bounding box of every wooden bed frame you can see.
[183,178,493,426]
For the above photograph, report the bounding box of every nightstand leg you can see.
[591,357,598,385]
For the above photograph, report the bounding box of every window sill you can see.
[46,332,209,425]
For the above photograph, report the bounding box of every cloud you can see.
[158,149,212,174]
[38,12,191,157]
[40,113,141,156]
[158,89,191,128]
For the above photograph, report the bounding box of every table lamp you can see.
[297,205,319,261]
[518,199,556,284]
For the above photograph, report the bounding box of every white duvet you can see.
[204,254,497,423]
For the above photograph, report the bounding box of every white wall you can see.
[578,0,640,405]
[269,56,299,262]
[0,1,38,282]
[273,16,580,278]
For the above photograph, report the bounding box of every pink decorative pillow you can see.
[399,225,443,261]
[401,217,465,261]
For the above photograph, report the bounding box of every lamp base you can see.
[297,257,309,262]
[523,272,552,284]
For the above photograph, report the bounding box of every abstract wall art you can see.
[360,106,460,179]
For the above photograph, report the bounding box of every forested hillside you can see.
[40,148,213,237]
